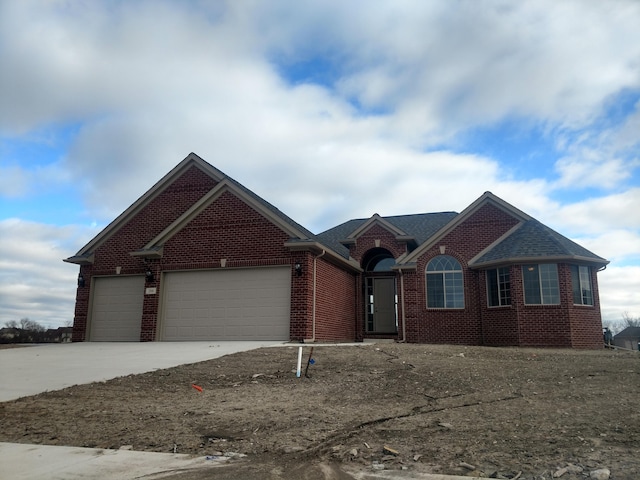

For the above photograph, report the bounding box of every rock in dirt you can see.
[555,464,584,477]
[459,461,476,470]
[589,468,610,480]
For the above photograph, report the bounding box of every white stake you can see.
[296,346,303,377]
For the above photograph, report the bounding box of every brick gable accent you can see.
[403,203,520,344]
[72,166,218,341]
[350,223,408,263]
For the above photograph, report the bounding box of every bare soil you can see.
[1,343,639,479]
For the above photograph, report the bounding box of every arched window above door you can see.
[363,249,395,272]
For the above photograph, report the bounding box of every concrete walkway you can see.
[0,341,280,402]
[0,442,235,480]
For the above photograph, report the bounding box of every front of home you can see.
[65,153,609,348]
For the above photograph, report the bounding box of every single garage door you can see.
[161,267,291,341]
[90,276,144,341]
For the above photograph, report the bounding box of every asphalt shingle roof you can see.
[472,219,608,266]
[316,212,459,259]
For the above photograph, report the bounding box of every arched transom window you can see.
[426,255,464,308]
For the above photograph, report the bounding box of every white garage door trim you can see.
[160,267,291,341]
[89,276,144,341]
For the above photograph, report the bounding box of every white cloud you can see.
[0,219,98,328]
[548,189,640,236]
[0,160,71,198]
[599,265,640,323]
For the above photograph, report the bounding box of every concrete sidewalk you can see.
[0,341,280,402]
[0,442,233,480]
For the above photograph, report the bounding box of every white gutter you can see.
[311,249,326,342]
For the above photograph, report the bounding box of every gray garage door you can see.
[90,276,144,341]
[161,267,291,341]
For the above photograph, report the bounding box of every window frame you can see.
[522,263,560,305]
[425,255,465,309]
[571,265,593,306]
[487,266,511,307]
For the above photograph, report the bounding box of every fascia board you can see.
[284,240,363,272]
[469,255,611,269]
[144,180,311,250]
[400,192,530,265]
[74,153,224,257]
[62,253,95,265]
[346,214,407,239]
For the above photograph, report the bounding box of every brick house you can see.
[65,153,609,348]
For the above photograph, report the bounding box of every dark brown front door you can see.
[367,277,397,333]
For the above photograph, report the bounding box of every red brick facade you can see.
[68,154,607,348]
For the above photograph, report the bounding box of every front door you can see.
[366,277,397,333]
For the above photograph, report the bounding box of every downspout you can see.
[311,249,326,342]
[399,268,407,343]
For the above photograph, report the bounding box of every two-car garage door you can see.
[89,267,291,341]
[161,267,291,341]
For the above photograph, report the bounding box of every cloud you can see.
[599,266,640,322]
[0,219,98,328]
[548,189,640,235]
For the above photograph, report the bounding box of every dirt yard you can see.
[1,343,638,479]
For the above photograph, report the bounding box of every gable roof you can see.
[469,219,609,268]
[396,191,607,269]
[614,326,640,339]
[65,152,317,264]
[399,191,531,265]
[131,178,314,257]
[64,155,608,272]
[316,212,458,259]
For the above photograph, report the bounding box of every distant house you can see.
[614,327,640,351]
[64,153,609,348]
[44,327,73,343]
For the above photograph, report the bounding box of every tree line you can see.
[1,318,72,344]
[604,311,640,335]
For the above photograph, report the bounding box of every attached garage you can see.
[89,276,145,341]
[160,267,291,341]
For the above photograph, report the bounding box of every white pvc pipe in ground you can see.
[296,346,303,377]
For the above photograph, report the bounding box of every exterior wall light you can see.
[77,273,85,288]
[294,262,302,276]
[145,268,155,283]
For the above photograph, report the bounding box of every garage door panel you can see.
[162,267,290,341]
[90,276,144,341]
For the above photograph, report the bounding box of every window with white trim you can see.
[487,267,511,307]
[522,264,560,305]
[571,265,593,305]
[426,255,464,308]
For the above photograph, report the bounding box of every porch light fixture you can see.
[145,268,155,283]
[77,273,85,288]
[294,262,302,276]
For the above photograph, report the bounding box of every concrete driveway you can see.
[0,341,285,480]
[0,341,280,402]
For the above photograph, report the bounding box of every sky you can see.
[1,0,639,330]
